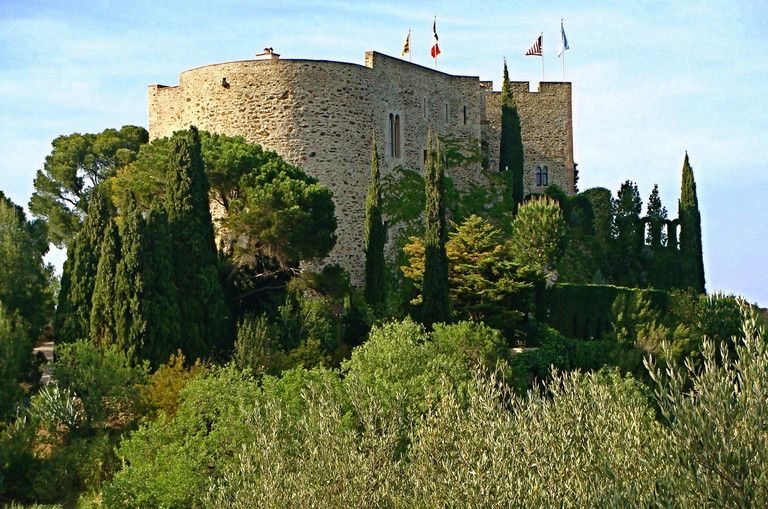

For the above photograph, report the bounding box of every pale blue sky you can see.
[1,1,766,304]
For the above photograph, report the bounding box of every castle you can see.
[148,51,575,282]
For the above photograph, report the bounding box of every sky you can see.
[1,0,767,305]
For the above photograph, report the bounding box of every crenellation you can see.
[148,51,575,284]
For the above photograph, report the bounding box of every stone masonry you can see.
[148,51,575,283]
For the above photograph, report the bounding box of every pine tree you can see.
[499,60,525,214]
[164,126,228,360]
[56,185,113,342]
[363,134,386,312]
[678,153,705,293]
[645,184,667,247]
[421,134,450,327]
[89,220,120,347]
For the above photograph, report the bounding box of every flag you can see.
[525,34,542,56]
[431,17,441,58]
[557,21,569,57]
[401,30,411,57]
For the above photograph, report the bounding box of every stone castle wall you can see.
[148,51,574,283]
[484,82,575,195]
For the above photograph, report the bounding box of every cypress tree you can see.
[141,208,182,366]
[613,180,644,287]
[645,184,667,247]
[164,126,227,360]
[363,134,386,312]
[56,185,113,342]
[678,153,705,293]
[421,134,450,327]
[89,220,120,347]
[499,60,525,214]
[114,193,147,359]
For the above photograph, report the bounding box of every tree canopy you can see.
[29,125,147,246]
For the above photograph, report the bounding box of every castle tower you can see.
[148,51,575,283]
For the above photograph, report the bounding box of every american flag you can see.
[525,34,543,56]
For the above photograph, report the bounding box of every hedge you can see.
[542,284,670,340]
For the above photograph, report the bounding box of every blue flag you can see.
[558,20,569,57]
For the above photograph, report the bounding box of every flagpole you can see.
[540,33,544,81]
[561,19,565,81]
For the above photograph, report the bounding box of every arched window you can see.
[394,114,401,158]
[388,113,395,157]
[536,165,549,186]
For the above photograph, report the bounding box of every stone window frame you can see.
[388,112,402,159]
[536,165,549,186]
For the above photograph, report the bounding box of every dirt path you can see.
[34,340,54,385]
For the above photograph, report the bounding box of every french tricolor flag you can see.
[431,17,441,58]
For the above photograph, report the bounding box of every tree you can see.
[29,126,147,246]
[55,184,113,343]
[612,181,644,286]
[678,153,705,293]
[0,192,54,338]
[645,184,667,247]
[402,215,532,337]
[498,60,525,214]
[508,196,567,278]
[0,304,33,418]
[89,220,120,347]
[421,135,450,327]
[364,135,386,312]
[164,127,228,359]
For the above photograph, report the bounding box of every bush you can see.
[51,340,148,432]
[138,350,207,421]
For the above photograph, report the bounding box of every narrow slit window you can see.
[394,114,401,158]
[388,113,395,157]
[463,105,467,125]
[445,103,449,123]
[423,97,428,119]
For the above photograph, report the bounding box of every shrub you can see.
[0,305,33,418]
[138,350,207,421]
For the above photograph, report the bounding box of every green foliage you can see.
[0,193,54,339]
[508,196,567,278]
[421,134,450,327]
[29,125,147,247]
[612,180,645,286]
[364,135,386,312]
[580,186,614,254]
[646,307,768,505]
[56,185,113,344]
[543,283,670,340]
[645,184,667,247]
[138,351,207,422]
[88,220,120,347]
[103,365,261,508]
[499,60,525,213]
[227,157,337,268]
[403,215,532,338]
[678,153,705,293]
[0,305,33,418]
[51,339,148,432]
[164,127,228,359]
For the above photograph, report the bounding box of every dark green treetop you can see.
[164,127,228,358]
[420,134,451,328]
[499,60,525,214]
[55,185,114,343]
[678,153,705,293]
[364,134,386,312]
